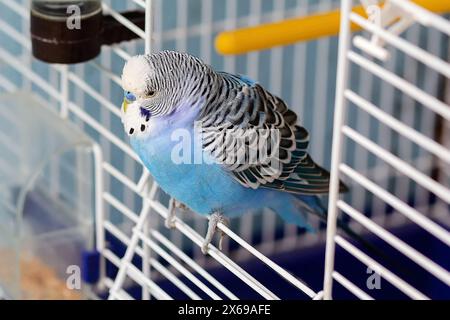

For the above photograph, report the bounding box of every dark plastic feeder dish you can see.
[30,1,145,64]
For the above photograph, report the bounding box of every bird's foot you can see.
[175,201,188,211]
[165,198,187,229]
[201,212,229,255]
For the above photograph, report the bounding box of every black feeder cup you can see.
[30,1,145,64]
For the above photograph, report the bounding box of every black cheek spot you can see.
[146,114,150,122]
[129,128,134,135]
[140,124,146,132]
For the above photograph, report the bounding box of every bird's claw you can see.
[165,198,187,229]
[164,216,176,229]
[175,201,188,211]
[201,212,228,255]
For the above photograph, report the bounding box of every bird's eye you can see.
[147,91,156,97]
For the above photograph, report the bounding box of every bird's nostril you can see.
[129,128,134,134]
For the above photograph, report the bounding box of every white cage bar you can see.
[324,0,450,300]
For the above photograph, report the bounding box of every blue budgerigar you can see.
[120,51,347,254]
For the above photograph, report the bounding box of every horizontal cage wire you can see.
[324,0,450,300]
[0,0,448,300]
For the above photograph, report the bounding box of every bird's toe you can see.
[164,217,176,229]
[201,241,209,255]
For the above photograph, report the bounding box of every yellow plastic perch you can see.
[215,0,450,55]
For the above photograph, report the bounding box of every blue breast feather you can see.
[131,126,265,216]
[128,83,315,230]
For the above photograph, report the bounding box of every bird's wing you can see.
[199,72,340,195]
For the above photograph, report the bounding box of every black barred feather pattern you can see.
[124,51,345,195]
[199,71,345,195]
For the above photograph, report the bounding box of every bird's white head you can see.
[120,51,214,137]
[122,55,154,99]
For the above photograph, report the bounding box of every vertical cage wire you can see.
[324,0,450,300]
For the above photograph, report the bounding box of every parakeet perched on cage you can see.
[120,50,347,254]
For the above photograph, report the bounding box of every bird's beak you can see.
[122,92,136,113]
[122,98,129,113]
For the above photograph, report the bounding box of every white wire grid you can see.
[323,0,450,300]
[0,0,448,300]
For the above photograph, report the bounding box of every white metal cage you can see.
[324,0,450,299]
[0,0,448,300]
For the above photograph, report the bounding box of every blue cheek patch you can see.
[140,107,151,121]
